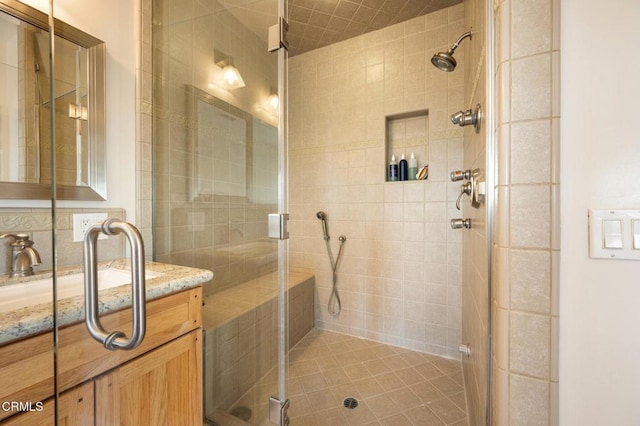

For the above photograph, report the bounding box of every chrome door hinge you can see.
[268,213,290,240]
[269,397,290,425]
[268,16,289,52]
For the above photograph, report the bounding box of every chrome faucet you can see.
[0,233,41,277]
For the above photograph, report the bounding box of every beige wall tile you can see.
[509,374,549,425]
[497,62,510,125]
[497,124,510,186]
[550,315,559,382]
[551,250,560,316]
[510,185,550,249]
[495,186,510,248]
[510,312,550,379]
[511,54,552,121]
[494,246,510,308]
[492,362,509,426]
[551,51,561,118]
[496,0,511,66]
[511,0,551,58]
[493,305,510,370]
[510,249,551,314]
[426,8,449,29]
[510,120,551,185]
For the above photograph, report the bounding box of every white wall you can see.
[0,0,137,223]
[560,0,640,424]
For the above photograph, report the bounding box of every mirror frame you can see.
[0,0,106,200]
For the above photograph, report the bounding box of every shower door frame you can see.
[272,0,290,423]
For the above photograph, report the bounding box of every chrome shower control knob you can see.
[450,169,472,182]
[449,104,482,133]
[451,218,472,229]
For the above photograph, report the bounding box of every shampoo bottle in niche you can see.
[408,152,418,180]
[388,154,398,181]
[399,153,408,181]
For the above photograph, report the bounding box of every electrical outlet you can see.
[73,213,108,242]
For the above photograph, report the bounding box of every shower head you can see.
[431,50,457,72]
[431,30,472,72]
[316,211,326,220]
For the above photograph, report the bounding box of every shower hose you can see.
[324,235,346,317]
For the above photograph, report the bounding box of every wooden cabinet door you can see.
[2,382,94,426]
[95,330,202,426]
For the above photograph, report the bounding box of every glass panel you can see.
[0,1,55,423]
[276,0,289,412]
[151,0,286,424]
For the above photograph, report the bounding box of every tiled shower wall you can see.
[493,0,560,424]
[461,0,489,424]
[288,4,466,358]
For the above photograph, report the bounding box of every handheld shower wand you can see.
[315,211,347,316]
[316,211,330,240]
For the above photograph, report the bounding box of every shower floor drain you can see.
[343,397,359,409]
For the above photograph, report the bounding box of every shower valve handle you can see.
[451,218,472,229]
[456,181,473,210]
[450,169,472,182]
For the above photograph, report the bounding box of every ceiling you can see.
[287,0,462,56]
[219,0,463,57]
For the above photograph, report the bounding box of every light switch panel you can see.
[633,220,640,249]
[603,219,623,249]
[589,209,640,260]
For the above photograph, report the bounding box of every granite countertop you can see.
[0,259,213,345]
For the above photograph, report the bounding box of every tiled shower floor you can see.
[213,328,468,425]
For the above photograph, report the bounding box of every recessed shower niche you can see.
[385,109,429,182]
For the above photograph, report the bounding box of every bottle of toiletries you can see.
[399,153,408,181]
[388,154,398,181]
[408,152,418,180]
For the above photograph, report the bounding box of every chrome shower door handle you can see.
[83,219,146,351]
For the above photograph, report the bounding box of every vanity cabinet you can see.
[2,383,94,426]
[95,330,201,425]
[0,287,203,424]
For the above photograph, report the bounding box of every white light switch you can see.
[633,220,640,249]
[589,209,640,260]
[603,219,623,248]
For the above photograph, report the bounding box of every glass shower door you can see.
[0,2,56,424]
[151,0,289,423]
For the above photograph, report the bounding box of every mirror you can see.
[187,85,278,204]
[0,0,105,200]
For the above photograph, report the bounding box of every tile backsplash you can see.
[0,208,126,277]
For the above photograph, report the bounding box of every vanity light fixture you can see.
[264,88,279,115]
[211,52,245,90]
[267,93,279,110]
[220,62,245,89]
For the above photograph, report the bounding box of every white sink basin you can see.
[0,268,159,313]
